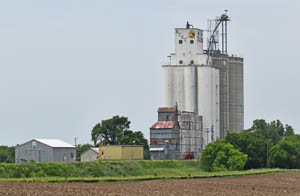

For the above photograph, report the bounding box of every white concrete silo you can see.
[162,66,197,114]
[197,66,220,144]
[161,23,221,149]
[162,66,173,107]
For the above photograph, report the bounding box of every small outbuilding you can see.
[99,145,144,160]
[80,148,99,162]
[15,139,76,163]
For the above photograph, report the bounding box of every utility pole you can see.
[74,137,78,147]
[266,140,269,168]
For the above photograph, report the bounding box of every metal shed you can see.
[15,139,76,163]
[80,148,99,162]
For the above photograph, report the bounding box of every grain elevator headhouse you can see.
[162,21,220,142]
[151,12,244,160]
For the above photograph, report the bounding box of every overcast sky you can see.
[0,0,299,146]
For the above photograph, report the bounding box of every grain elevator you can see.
[150,12,244,160]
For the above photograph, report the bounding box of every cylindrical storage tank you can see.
[197,66,220,146]
[172,67,185,111]
[162,66,173,107]
[162,65,197,113]
[215,69,220,139]
[228,56,244,132]
[183,66,197,113]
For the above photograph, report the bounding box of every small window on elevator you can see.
[179,60,183,64]
[190,60,194,64]
[179,40,183,44]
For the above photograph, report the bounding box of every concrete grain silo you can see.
[150,12,244,159]
[162,23,220,146]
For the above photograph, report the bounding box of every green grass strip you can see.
[0,168,298,183]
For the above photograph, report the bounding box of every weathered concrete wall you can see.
[162,65,198,114]
[228,56,244,132]
[212,55,229,139]
[212,54,244,137]
[170,28,206,65]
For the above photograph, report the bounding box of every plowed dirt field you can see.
[1,172,300,196]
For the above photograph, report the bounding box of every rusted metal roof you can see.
[150,121,175,129]
[157,107,176,113]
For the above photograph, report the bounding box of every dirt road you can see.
[0,172,300,196]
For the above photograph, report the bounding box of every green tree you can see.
[225,119,295,169]
[75,144,94,160]
[91,123,101,146]
[285,125,295,137]
[250,119,294,144]
[225,131,266,169]
[91,116,150,159]
[120,130,150,160]
[200,140,247,172]
[269,135,300,169]
[91,116,130,145]
[0,146,15,163]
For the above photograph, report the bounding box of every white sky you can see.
[1,0,300,146]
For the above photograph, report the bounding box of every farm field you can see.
[0,172,300,196]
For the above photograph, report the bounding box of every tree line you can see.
[200,119,299,171]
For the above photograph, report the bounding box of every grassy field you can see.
[0,160,298,183]
[0,160,196,178]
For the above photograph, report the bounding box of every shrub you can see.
[0,160,196,178]
[269,135,300,169]
[200,140,247,172]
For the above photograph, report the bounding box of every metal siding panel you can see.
[99,146,122,160]
[121,146,143,160]
[15,140,54,163]
[81,149,98,162]
[53,148,76,162]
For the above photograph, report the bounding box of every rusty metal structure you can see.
[150,107,203,160]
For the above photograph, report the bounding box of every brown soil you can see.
[1,172,300,196]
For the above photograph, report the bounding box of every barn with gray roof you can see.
[15,139,76,163]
